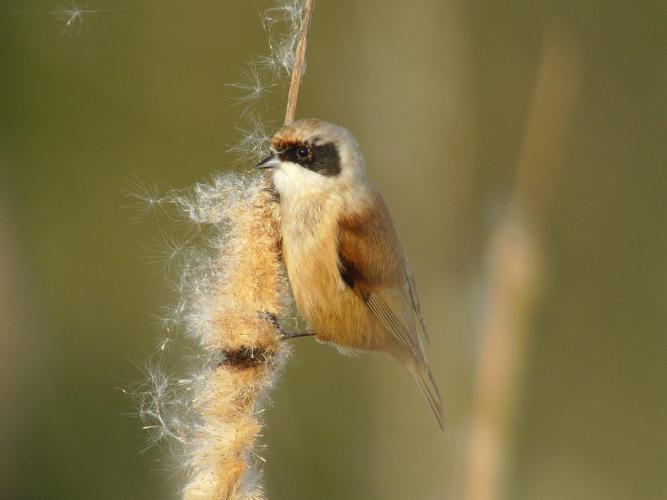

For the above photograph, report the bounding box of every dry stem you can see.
[463,26,582,500]
[284,0,315,125]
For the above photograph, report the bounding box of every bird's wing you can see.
[403,256,429,343]
[336,192,425,356]
[336,192,443,429]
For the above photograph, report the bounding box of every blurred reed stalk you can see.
[463,25,582,500]
[183,2,315,499]
[0,197,17,494]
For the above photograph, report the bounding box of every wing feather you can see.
[337,193,426,357]
[403,257,429,343]
[366,292,416,355]
[336,191,443,430]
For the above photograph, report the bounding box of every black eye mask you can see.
[280,142,341,177]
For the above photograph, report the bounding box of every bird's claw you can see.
[259,311,314,340]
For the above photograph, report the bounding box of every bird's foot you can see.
[260,311,314,340]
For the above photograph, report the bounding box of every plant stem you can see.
[284,0,315,125]
[463,25,581,500]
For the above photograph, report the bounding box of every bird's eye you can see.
[296,146,310,159]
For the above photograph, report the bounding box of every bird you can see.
[256,118,444,431]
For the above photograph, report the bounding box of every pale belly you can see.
[282,224,386,351]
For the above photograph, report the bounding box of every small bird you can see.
[257,118,444,431]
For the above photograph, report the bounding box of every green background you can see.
[0,0,665,499]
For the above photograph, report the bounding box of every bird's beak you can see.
[255,154,280,169]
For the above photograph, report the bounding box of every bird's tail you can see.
[411,362,445,432]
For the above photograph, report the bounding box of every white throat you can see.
[272,161,336,200]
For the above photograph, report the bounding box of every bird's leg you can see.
[281,329,315,340]
[260,311,314,340]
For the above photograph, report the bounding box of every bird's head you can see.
[256,119,367,198]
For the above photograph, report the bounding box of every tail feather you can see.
[412,363,445,432]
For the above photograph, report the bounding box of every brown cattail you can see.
[135,1,316,498]
[181,174,288,500]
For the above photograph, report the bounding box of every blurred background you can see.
[0,0,665,499]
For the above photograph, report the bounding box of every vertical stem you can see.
[284,0,315,125]
[463,25,581,500]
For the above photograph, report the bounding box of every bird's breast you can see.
[281,203,341,317]
[280,200,379,350]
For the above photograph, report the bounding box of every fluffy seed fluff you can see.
[134,173,290,499]
[52,1,97,36]
[130,2,308,498]
[181,174,289,500]
[227,0,306,161]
